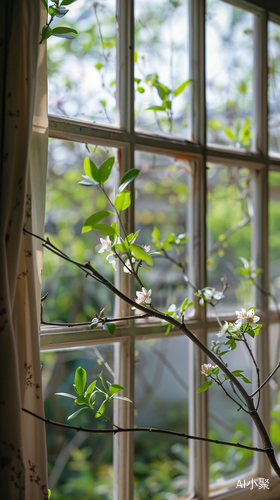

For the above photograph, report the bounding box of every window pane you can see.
[41,344,116,499]
[134,336,190,498]
[135,0,190,138]
[42,140,116,323]
[207,332,254,484]
[269,324,280,460]
[48,0,117,125]
[206,0,254,150]
[268,21,280,156]
[135,151,191,313]
[207,164,253,314]
[269,170,280,310]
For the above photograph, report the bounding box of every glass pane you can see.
[206,0,254,150]
[208,332,254,484]
[207,164,253,315]
[269,170,280,310]
[135,0,190,138]
[134,336,190,498]
[135,151,191,313]
[48,0,117,125]
[42,140,116,323]
[269,324,280,463]
[41,344,116,499]
[268,22,280,156]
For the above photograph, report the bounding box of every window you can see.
[40,0,280,498]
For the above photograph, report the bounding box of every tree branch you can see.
[22,407,267,454]
[24,227,280,476]
[250,361,280,398]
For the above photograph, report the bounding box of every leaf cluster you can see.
[40,0,78,43]
[55,366,132,421]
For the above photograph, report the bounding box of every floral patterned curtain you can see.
[0,1,49,498]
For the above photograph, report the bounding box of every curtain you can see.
[0,1,49,498]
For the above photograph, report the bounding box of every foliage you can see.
[40,0,78,44]
[56,366,131,421]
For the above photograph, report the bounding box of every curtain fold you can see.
[0,1,49,498]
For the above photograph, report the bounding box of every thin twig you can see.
[250,361,280,398]
[41,313,149,328]
[241,332,261,409]
[212,376,249,413]
[22,408,268,454]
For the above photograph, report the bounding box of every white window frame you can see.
[40,1,280,498]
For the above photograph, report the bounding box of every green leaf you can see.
[40,0,48,10]
[180,298,189,313]
[48,489,52,499]
[119,169,140,192]
[152,226,160,240]
[75,395,86,405]
[95,62,104,70]
[212,367,219,375]
[55,392,76,399]
[254,268,263,275]
[67,407,88,420]
[146,105,167,112]
[165,324,171,336]
[99,157,115,184]
[109,384,124,397]
[130,244,153,266]
[88,223,117,236]
[99,372,109,392]
[74,367,86,396]
[137,87,145,93]
[82,211,113,234]
[153,82,169,100]
[78,175,99,187]
[254,324,262,336]
[48,6,59,15]
[95,399,108,418]
[246,329,255,338]
[86,380,97,396]
[115,191,131,211]
[52,27,78,35]
[173,79,192,96]
[41,25,52,42]
[232,370,244,376]
[111,221,119,235]
[224,127,236,141]
[103,323,116,336]
[197,381,212,393]
[61,0,78,4]
[84,157,99,183]
[242,376,251,384]
[113,396,133,403]
[114,243,128,253]
[234,267,250,276]
[91,318,99,329]
[56,6,69,17]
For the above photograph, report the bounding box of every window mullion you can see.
[252,10,271,479]
[113,336,135,500]
[189,0,206,146]
[189,0,208,496]
[117,0,134,132]
[115,3,135,499]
